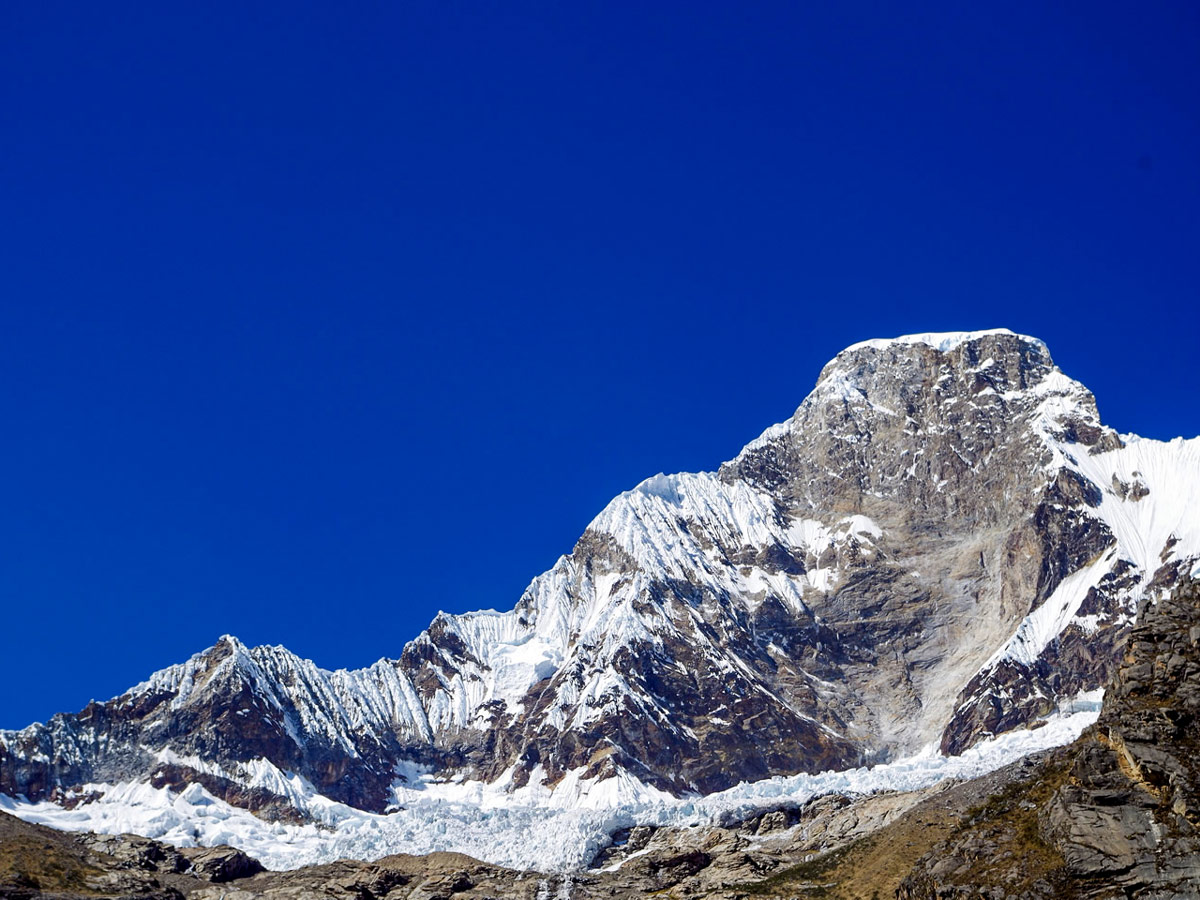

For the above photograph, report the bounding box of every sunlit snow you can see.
[1,705,1099,873]
[842,328,1046,355]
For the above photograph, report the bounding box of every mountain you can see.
[3,588,1196,899]
[3,329,1198,831]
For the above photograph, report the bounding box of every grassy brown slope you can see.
[894,752,1077,899]
[0,811,106,896]
[731,750,1068,900]
[738,810,957,900]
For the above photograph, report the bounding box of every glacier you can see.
[0,703,1101,873]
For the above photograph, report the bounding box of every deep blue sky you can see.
[2,2,1197,728]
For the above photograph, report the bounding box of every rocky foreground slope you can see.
[6,578,1198,899]
[897,577,1200,899]
[2,329,1199,853]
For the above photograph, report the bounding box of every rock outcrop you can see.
[0,808,261,899]
[899,578,1200,899]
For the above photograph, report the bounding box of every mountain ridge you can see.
[3,329,1198,847]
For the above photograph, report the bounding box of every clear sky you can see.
[1,2,1197,728]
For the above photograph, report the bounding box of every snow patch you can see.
[991,551,1116,667]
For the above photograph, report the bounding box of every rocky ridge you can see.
[0,809,263,899]
[2,329,1198,847]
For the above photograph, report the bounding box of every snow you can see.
[781,515,880,593]
[953,410,1199,712]
[123,638,439,750]
[592,472,783,580]
[1069,434,1200,574]
[634,472,683,503]
[814,370,900,415]
[488,636,562,714]
[839,514,882,539]
[987,551,1116,667]
[737,419,793,456]
[984,433,1200,670]
[0,704,1099,874]
[842,328,1045,355]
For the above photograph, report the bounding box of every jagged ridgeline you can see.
[3,329,1199,822]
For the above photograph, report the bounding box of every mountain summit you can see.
[4,329,1198,828]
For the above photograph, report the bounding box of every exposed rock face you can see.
[2,330,1198,826]
[899,578,1200,899]
[1040,578,1200,895]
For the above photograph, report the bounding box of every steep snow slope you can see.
[939,430,1200,751]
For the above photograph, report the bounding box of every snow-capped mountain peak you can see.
[840,327,1046,355]
[3,330,1197,854]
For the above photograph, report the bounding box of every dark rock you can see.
[182,844,266,882]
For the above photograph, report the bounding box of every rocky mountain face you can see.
[898,578,1200,899]
[2,329,1198,822]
